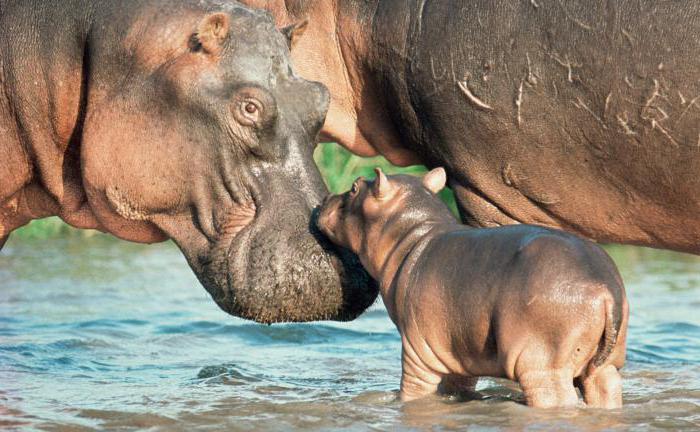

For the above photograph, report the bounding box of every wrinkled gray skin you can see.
[0,0,377,323]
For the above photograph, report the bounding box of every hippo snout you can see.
[312,81,330,116]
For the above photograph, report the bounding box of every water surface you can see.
[1,237,699,430]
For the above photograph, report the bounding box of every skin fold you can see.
[242,0,700,255]
[0,0,378,323]
[317,169,629,408]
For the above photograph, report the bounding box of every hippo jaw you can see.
[186,172,377,324]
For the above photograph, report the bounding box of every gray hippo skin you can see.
[317,168,629,408]
[0,0,378,323]
[241,0,700,254]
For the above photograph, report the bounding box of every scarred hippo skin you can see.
[241,0,700,255]
[0,0,378,323]
[317,169,629,408]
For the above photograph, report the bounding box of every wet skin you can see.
[0,0,377,323]
[241,0,700,255]
[317,169,629,408]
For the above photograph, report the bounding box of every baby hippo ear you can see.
[281,19,308,50]
[191,13,230,55]
[423,167,447,194]
[373,168,396,200]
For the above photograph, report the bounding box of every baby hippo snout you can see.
[317,167,629,409]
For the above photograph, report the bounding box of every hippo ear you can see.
[373,168,396,200]
[280,19,308,50]
[423,168,447,194]
[190,13,230,55]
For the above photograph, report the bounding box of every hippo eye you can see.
[237,99,262,126]
[231,86,276,129]
[245,102,258,114]
[350,182,360,195]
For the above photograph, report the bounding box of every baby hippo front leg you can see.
[399,341,443,401]
[399,336,480,401]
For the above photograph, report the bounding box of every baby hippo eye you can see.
[350,182,360,195]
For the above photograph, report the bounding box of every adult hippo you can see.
[242,0,700,254]
[0,0,378,323]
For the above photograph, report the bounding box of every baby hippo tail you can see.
[578,280,628,409]
[592,293,625,368]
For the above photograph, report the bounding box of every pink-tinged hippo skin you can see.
[0,0,377,323]
[317,168,629,409]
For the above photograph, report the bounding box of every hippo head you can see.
[79,2,377,322]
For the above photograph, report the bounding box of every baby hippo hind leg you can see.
[579,297,627,409]
[517,368,580,408]
[579,365,622,409]
[515,345,580,408]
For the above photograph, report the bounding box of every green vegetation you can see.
[10,143,457,240]
[12,217,102,240]
[315,142,458,214]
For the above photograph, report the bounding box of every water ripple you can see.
[1,238,699,430]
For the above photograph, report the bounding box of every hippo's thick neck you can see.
[361,218,451,323]
[363,216,452,290]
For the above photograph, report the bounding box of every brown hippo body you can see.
[318,168,629,408]
[242,0,700,255]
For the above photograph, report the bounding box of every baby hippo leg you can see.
[438,374,478,396]
[515,347,580,408]
[579,365,623,409]
[400,347,443,401]
[517,368,580,408]
[578,317,626,409]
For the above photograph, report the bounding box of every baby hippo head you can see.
[317,167,454,254]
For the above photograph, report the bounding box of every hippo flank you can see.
[242,0,700,255]
[317,168,629,408]
[0,0,378,323]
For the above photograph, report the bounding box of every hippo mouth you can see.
[198,185,378,324]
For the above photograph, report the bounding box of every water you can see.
[1,236,699,431]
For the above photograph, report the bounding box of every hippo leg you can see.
[438,375,479,399]
[400,348,442,402]
[517,369,580,409]
[579,365,623,409]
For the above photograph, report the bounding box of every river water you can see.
[1,236,699,431]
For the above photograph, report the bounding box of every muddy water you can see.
[1,236,699,431]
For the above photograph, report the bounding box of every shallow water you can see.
[1,236,699,431]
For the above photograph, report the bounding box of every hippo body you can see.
[318,169,629,408]
[242,0,700,255]
[391,224,628,408]
[0,0,377,322]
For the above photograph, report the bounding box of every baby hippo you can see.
[317,168,628,409]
